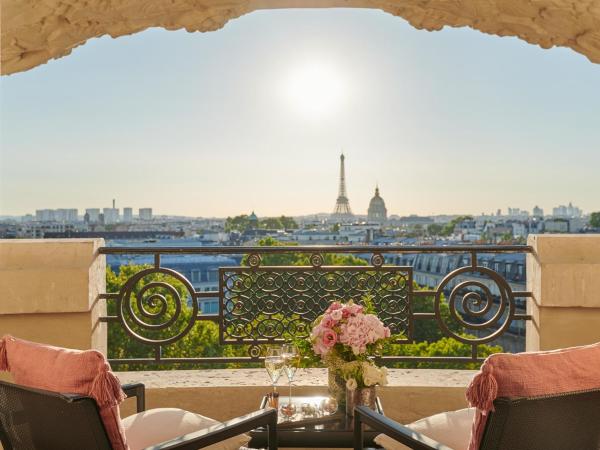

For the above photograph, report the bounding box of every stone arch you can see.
[1,0,599,75]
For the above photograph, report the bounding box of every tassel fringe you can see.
[466,363,498,413]
[0,338,9,372]
[90,368,125,407]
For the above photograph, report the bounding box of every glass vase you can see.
[345,386,377,416]
[327,369,346,407]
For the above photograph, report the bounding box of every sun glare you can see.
[283,62,346,119]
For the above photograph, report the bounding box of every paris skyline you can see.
[1,9,599,218]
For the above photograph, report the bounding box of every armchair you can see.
[0,380,277,450]
[355,341,600,450]
[354,387,600,450]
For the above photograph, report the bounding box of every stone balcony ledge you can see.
[116,368,476,422]
[116,368,475,389]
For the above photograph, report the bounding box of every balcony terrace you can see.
[1,235,599,435]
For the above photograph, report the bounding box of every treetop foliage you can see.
[224,215,298,232]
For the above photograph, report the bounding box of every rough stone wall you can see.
[1,0,599,75]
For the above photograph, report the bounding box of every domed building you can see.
[367,186,387,223]
[248,211,259,229]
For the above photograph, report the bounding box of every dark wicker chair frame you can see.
[0,380,277,450]
[354,388,600,450]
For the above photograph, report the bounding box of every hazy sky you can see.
[1,8,599,218]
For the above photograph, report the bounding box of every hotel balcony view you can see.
[1,2,600,450]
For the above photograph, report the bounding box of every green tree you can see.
[590,212,600,228]
[259,217,284,229]
[241,237,367,267]
[226,215,298,231]
[427,223,443,236]
[441,215,474,236]
[385,338,502,370]
[224,215,251,232]
[411,283,461,342]
[279,216,299,229]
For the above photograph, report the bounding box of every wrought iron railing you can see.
[98,245,532,366]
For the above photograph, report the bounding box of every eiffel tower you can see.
[332,153,354,220]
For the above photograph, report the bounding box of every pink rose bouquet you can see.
[310,301,390,357]
[307,299,393,389]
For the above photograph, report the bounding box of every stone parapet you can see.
[526,234,600,351]
[0,239,106,353]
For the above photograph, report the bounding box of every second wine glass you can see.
[281,343,299,417]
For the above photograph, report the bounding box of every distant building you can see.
[507,208,529,218]
[20,222,78,238]
[393,215,434,226]
[544,219,569,233]
[139,208,152,221]
[291,229,342,243]
[35,209,54,221]
[123,207,133,223]
[55,209,78,222]
[248,211,259,229]
[568,217,586,233]
[532,206,544,218]
[103,208,119,224]
[367,186,387,223]
[552,202,582,218]
[35,208,77,222]
[86,208,100,223]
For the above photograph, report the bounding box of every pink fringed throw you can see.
[466,342,600,450]
[1,335,129,450]
[0,337,9,371]
[91,365,127,407]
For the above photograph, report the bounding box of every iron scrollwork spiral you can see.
[371,253,384,268]
[117,267,198,345]
[434,266,515,344]
[247,253,261,268]
[310,253,324,268]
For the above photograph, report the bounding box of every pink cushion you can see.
[0,335,128,450]
[466,342,600,450]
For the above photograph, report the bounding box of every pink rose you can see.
[348,304,364,315]
[321,314,336,329]
[327,302,342,312]
[322,329,337,348]
[331,309,343,321]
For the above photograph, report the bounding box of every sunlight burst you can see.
[283,62,346,119]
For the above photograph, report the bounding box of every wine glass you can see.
[281,343,299,416]
[264,347,284,395]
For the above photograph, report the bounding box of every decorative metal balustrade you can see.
[98,245,533,366]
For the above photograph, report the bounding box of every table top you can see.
[258,395,384,431]
[249,394,384,448]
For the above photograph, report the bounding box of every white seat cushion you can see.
[122,408,251,450]
[374,407,475,450]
